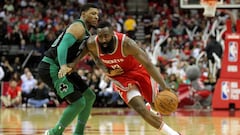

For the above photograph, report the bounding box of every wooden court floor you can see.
[0,107,240,135]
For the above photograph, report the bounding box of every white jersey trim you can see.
[121,34,127,57]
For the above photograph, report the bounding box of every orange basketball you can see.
[154,90,178,115]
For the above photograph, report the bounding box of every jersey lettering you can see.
[111,64,122,69]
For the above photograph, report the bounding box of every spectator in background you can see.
[3,1,14,13]
[161,37,179,60]
[123,15,136,40]
[0,65,4,81]
[27,80,50,108]
[205,36,223,63]
[77,68,89,83]
[21,71,37,106]
[1,79,22,107]
[30,27,46,59]
[205,36,223,83]
[88,73,101,106]
[166,73,181,92]
[30,27,45,45]
[0,17,7,44]
[34,41,45,56]
[142,12,153,42]
[11,72,22,87]
[0,59,14,82]
[98,74,112,106]
[20,67,32,81]
[10,25,23,45]
[20,38,27,51]
[185,65,213,108]
[44,25,57,48]
[12,56,22,73]
[98,74,120,107]
[112,19,122,33]
[151,23,167,47]
[18,19,29,38]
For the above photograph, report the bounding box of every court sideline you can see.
[1,107,240,135]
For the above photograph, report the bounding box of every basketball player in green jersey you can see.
[37,3,99,135]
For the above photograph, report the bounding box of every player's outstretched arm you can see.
[123,36,169,90]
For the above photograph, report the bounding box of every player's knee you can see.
[130,102,149,115]
[67,72,89,93]
[88,89,96,101]
[65,91,83,104]
[72,97,86,108]
[83,88,96,103]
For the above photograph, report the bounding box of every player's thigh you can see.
[64,72,89,103]
[38,62,75,100]
[139,77,159,103]
[38,61,56,89]
[115,84,140,103]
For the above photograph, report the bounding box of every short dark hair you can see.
[97,21,112,29]
[80,3,98,14]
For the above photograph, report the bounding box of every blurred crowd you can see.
[0,0,239,108]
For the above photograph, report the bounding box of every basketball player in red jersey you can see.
[79,21,181,135]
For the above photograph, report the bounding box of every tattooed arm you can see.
[123,36,169,90]
[88,51,109,73]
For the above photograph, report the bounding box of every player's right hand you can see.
[106,68,124,77]
[58,65,72,78]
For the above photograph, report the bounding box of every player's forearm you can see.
[137,54,169,89]
[153,73,168,90]
[95,59,109,73]
[90,53,109,73]
[146,65,169,90]
[57,33,76,65]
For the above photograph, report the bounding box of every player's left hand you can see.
[67,62,75,68]
[58,65,72,78]
[67,62,77,72]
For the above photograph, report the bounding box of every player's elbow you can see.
[142,61,155,69]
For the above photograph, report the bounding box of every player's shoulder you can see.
[123,35,136,48]
[66,22,85,38]
[68,21,85,31]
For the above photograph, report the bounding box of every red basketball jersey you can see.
[95,32,159,103]
[96,32,141,72]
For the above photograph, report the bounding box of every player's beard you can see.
[99,37,115,54]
